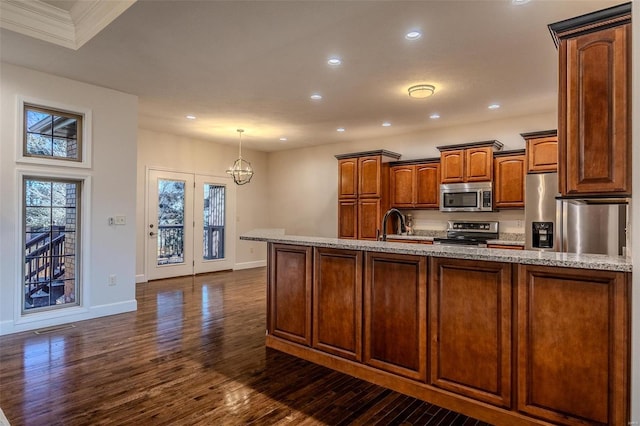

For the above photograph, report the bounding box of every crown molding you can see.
[0,0,136,50]
[71,0,136,49]
[0,0,75,49]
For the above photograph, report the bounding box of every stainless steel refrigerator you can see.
[525,173,558,251]
[524,172,628,256]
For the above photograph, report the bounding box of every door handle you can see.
[149,231,156,237]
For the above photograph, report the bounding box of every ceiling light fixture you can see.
[408,84,435,99]
[310,93,322,100]
[382,122,391,127]
[327,57,342,66]
[430,113,440,119]
[512,0,531,4]
[405,31,422,40]
[280,137,287,141]
[488,103,501,110]
[226,129,254,185]
[337,127,345,132]
[185,115,196,120]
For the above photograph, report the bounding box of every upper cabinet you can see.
[438,141,503,183]
[336,150,401,240]
[494,150,526,209]
[549,3,631,196]
[389,160,440,209]
[521,130,558,174]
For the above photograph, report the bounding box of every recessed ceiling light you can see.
[280,137,288,141]
[310,93,322,100]
[185,115,196,120]
[382,122,391,127]
[405,31,422,40]
[512,0,531,4]
[337,127,345,132]
[327,57,342,66]
[430,113,440,119]
[488,104,501,110]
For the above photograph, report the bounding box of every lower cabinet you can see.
[268,244,312,346]
[313,248,363,361]
[364,252,427,381]
[517,265,629,425]
[265,244,631,426]
[430,257,512,408]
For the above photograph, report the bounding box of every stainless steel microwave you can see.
[440,182,493,212]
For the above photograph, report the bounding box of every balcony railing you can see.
[24,226,66,307]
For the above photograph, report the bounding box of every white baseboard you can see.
[136,274,147,283]
[234,260,267,270]
[0,299,137,336]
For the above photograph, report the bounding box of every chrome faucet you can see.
[380,208,406,241]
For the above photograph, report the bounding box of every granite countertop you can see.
[240,229,631,272]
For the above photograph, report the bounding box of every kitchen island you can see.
[241,230,632,426]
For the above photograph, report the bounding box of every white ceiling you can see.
[0,0,622,152]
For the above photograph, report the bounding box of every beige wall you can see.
[136,129,269,281]
[267,111,555,237]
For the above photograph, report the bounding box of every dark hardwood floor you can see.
[0,268,491,425]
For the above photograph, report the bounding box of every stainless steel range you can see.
[433,220,499,247]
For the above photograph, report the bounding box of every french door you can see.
[146,170,235,281]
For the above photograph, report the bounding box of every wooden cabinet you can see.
[264,242,631,426]
[440,149,465,183]
[521,130,558,173]
[364,252,427,381]
[550,4,631,196]
[313,248,363,361]
[386,238,433,245]
[487,244,524,250]
[517,265,629,425]
[493,151,525,209]
[438,141,503,183]
[389,160,440,209]
[336,150,400,240]
[430,258,512,408]
[268,244,312,346]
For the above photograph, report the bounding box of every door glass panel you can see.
[203,184,225,260]
[23,178,80,312]
[157,179,186,265]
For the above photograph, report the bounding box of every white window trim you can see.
[15,167,92,324]
[16,95,93,169]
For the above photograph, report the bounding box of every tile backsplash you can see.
[404,209,525,234]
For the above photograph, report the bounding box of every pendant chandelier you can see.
[226,129,254,185]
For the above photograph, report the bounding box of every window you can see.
[17,98,92,168]
[24,104,83,162]
[23,177,81,313]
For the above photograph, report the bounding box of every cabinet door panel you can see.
[338,158,358,199]
[364,252,427,381]
[440,150,464,183]
[527,137,558,173]
[358,199,380,240]
[465,147,492,182]
[359,156,382,198]
[494,155,525,208]
[338,199,357,239]
[313,248,363,361]
[430,258,512,407]
[268,244,312,346]
[517,265,629,425]
[390,165,415,207]
[563,25,630,195]
[415,163,440,208]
